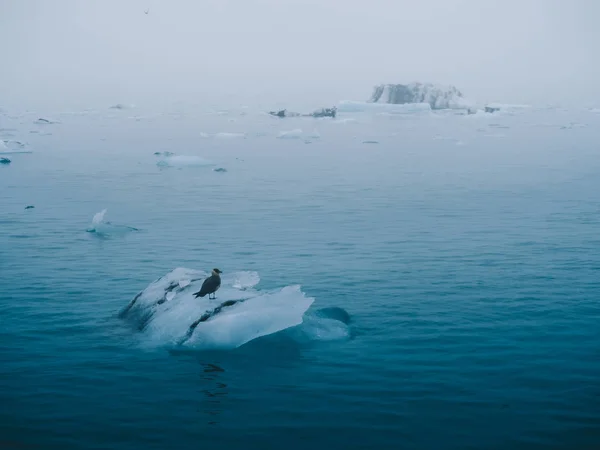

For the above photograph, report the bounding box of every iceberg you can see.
[369,82,472,110]
[119,267,315,350]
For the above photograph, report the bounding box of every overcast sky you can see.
[1,0,599,109]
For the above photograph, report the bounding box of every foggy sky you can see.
[1,0,599,109]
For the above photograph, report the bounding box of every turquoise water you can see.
[2,105,600,449]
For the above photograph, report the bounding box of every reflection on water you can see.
[199,363,227,426]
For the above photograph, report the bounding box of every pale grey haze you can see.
[1,0,599,110]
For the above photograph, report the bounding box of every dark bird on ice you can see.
[193,268,222,299]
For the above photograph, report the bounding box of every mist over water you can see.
[2,1,600,449]
[1,0,600,110]
[2,100,600,449]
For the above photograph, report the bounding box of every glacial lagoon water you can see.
[1,103,600,449]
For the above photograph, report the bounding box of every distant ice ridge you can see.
[119,267,317,350]
[86,209,138,235]
[369,82,473,110]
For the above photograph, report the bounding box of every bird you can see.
[193,268,222,299]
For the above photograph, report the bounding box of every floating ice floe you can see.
[306,129,321,139]
[86,209,138,236]
[215,132,246,139]
[34,118,58,125]
[156,155,216,168]
[330,118,358,124]
[118,267,352,350]
[560,122,587,130]
[0,140,32,154]
[110,103,135,110]
[119,267,314,349]
[277,129,303,139]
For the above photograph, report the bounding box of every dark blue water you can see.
[1,106,600,449]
